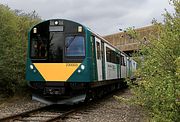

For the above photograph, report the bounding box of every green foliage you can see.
[125,26,140,40]
[0,4,41,96]
[127,1,180,121]
[176,57,180,79]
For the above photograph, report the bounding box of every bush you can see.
[0,4,40,96]
[129,1,180,121]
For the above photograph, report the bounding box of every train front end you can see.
[26,19,92,103]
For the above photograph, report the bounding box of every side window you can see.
[111,51,115,63]
[106,47,119,64]
[96,41,101,59]
[101,42,104,59]
[121,55,125,66]
[116,53,120,64]
[106,47,111,62]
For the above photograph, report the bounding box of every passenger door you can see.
[95,38,103,81]
[121,54,127,78]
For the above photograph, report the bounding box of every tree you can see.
[0,4,40,96]
[130,0,180,121]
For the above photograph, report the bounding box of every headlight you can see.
[33,28,37,33]
[81,65,85,70]
[78,26,82,32]
[78,70,81,73]
[30,65,34,70]
[54,21,59,25]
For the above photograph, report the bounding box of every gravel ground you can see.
[0,96,46,119]
[66,89,148,122]
[0,89,147,122]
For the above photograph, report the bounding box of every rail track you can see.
[0,104,78,122]
[0,87,128,122]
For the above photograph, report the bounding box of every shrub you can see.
[129,1,180,121]
[0,4,40,96]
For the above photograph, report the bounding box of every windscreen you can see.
[30,20,86,63]
[31,34,47,59]
[49,32,64,62]
[65,36,85,57]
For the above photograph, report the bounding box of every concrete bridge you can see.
[104,25,156,56]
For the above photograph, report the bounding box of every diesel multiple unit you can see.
[26,19,137,104]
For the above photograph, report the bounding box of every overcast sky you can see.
[0,0,174,35]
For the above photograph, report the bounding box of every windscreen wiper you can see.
[65,36,76,48]
[49,33,54,46]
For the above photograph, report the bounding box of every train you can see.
[26,19,137,104]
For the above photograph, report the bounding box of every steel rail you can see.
[0,105,53,122]
[45,109,77,122]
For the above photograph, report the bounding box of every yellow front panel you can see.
[33,63,80,81]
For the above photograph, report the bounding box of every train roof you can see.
[87,28,128,57]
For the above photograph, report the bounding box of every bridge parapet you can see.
[104,25,157,55]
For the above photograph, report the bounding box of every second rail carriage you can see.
[26,19,137,104]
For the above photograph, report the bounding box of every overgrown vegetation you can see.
[0,4,41,97]
[0,1,179,121]
[117,0,180,121]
